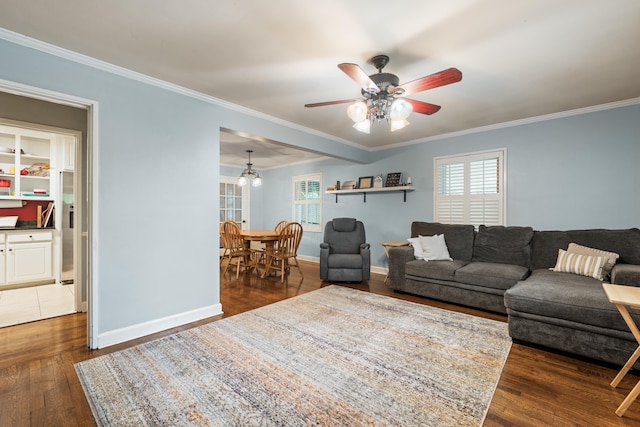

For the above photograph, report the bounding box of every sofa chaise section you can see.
[504,228,640,366]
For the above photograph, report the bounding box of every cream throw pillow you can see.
[567,243,619,281]
[407,237,424,260]
[419,234,453,261]
[553,249,608,280]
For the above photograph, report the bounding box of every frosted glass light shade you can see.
[353,120,371,134]
[347,101,368,122]
[390,99,413,120]
[238,176,248,186]
[390,119,409,132]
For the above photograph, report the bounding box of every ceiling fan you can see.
[305,55,462,133]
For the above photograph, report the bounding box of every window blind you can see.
[293,173,322,232]
[435,150,504,227]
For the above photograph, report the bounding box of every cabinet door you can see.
[0,246,5,286]
[6,241,52,283]
[61,134,75,171]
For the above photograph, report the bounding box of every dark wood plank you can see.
[1,260,640,425]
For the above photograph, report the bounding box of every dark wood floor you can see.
[2,261,640,426]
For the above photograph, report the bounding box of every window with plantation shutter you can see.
[434,150,505,227]
[293,173,322,232]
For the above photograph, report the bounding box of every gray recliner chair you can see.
[320,218,371,282]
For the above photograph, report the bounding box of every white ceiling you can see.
[1,0,639,168]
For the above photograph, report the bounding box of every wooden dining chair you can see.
[219,222,229,263]
[253,220,290,266]
[219,222,227,271]
[274,220,289,234]
[221,220,252,278]
[262,222,303,283]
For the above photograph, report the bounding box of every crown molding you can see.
[0,28,364,150]
[3,28,637,157]
[373,97,640,152]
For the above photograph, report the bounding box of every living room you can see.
[1,1,639,425]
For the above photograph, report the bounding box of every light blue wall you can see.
[0,37,222,333]
[256,104,640,269]
[0,34,362,341]
[4,31,635,341]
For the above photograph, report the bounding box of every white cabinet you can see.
[0,124,53,200]
[61,134,75,171]
[0,230,53,286]
[0,233,5,286]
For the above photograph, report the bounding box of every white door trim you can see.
[0,78,100,349]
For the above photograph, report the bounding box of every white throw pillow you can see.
[419,234,453,261]
[407,237,424,259]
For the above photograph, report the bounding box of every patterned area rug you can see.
[75,286,511,426]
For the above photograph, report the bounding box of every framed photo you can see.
[385,172,402,187]
[358,176,373,189]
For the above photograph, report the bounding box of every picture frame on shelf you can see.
[358,176,373,189]
[373,175,383,188]
[385,172,402,187]
[341,180,356,190]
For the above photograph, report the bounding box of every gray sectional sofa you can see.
[387,222,640,366]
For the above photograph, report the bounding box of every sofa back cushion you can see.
[411,222,475,261]
[531,228,640,270]
[472,225,534,267]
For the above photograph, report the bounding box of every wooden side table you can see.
[380,240,410,284]
[602,283,640,416]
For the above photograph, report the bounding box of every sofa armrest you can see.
[388,246,415,290]
[612,264,640,287]
[361,245,371,281]
[319,243,330,279]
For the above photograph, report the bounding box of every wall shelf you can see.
[325,186,415,203]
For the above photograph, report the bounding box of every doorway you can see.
[0,84,94,346]
[220,176,250,230]
[0,122,82,328]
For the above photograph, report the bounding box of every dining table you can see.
[239,229,280,275]
[240,229,280,250]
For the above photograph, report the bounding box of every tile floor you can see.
[0,282,75,328]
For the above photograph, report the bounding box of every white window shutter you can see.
[435,150,505,227]
[292,173,322,232]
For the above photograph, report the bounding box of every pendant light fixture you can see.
[238,149,262,187]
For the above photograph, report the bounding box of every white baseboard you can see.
[371,265,388,276]
[96,303,223,348]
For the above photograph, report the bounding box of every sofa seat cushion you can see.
[504,269,636,332]
[327,254,363,269]
[405,259,469,281]
[455,262,530,290]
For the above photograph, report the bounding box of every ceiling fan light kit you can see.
[238,149,262,187]
[305,54,462,134]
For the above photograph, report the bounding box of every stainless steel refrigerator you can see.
[60,171,74,284]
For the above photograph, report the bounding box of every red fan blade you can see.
[338,63,380,93]
[405,99,441,115]
[305,99,361,108]
[397,68,462,96]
